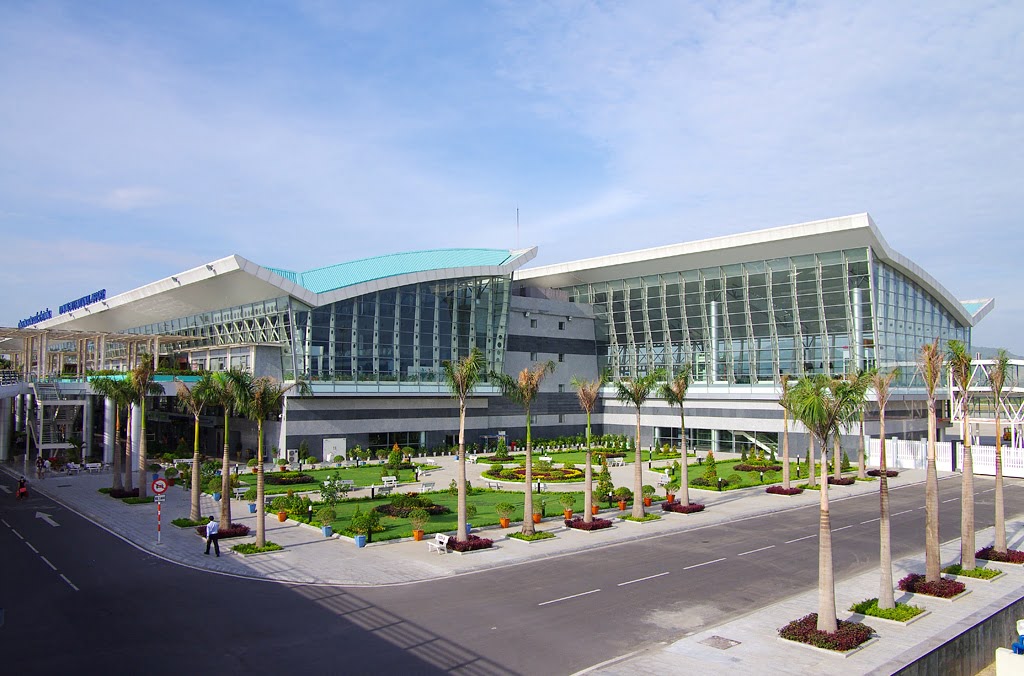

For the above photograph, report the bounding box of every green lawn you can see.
[238,466,422,495]
[326,488,586,541]
[649,459,854,491]
[485,449,694,467]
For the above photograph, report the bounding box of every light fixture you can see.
[171,276,179,283]
[206,264,215,271]
[567,316,572,322]
[524,311,531,317]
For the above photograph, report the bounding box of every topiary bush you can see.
[264,472,316,486]
[976,546,1024,564]
[662,501,706,514]
[778,614,874,651]
[867,469,899,477]
[766,485,804,495]
[897,573,966,598]
[447,534,493,552]
[565,516,613,531]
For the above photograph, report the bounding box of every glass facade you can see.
[292,275,510,382]
[562,247,970,385]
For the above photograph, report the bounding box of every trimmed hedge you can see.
[564,517,613,531]
[897,573,966,598]
[734,463,783,472]
[778,614,874,651]
[827,476,856,486]
[448,535,493,552]
[108,488,139,499]
[661,500,706,514]
[976,546,1024,564]
[264,472,316,486]
[867,469,899,477]
[766,485,804,495]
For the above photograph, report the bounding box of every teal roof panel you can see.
[962,301,986,316]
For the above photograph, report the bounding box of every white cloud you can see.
[99,187,166,211]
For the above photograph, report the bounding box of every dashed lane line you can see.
[683,558,726,571]
[538,589,601,606]
[60,574,79,592]
[738,545,775,557]
[11,529,24,540]
[39,556,57,571]
[26,542,39,554]
[618,572,670,586]
[892,510,913,516]
[832,525,854,532]
[942,498,958,503]
[785,534,815,544]
[861,518,880,524]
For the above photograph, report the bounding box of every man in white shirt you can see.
[205,516,220,557]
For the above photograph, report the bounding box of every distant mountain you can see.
[972,345,1021,359]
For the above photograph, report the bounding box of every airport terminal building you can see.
[0,213,994,463]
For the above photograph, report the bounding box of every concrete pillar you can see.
[103,396,116,463]
[83,395,93,462]
[709,300,719,383]
[0,397,12,461]
[153,338,160,369]
[711,428,720,453]
[15,394,24,432]
[130,403,141,462]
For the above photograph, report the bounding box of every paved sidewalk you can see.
[7,460,1023,673]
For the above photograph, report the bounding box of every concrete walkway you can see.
[7,459,1023,673]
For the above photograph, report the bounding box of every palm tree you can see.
[494,361,555,536]
[615,370,664,519]
[571,374,604,523]
[131,356,162,498]
[208,369,249,528]
[918,339,944,582]
[660,364,692,505]
[89,376,135,491]
[174,374,216,521]
[442,348,485,543]
[790,374,860,633]
[987,349,1010,554]
[948,339,976,569]
[779,374,794,490]
[837,371,872,481]
[237,375,311,547]
[872,368,899,610]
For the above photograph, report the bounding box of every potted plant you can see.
[163,466,178,486]
[665,480,679,504]
[532,500,544,524]
[641,484,656,507]
[206,477,222,502]
[244,488,258,513]
[315,506,336,537]
[409,508,429,541]
[350,507,379,547]
[276,457,288,471]
[269,496,289,522]
[591,490,600,515]
[559,493,576,519]
[148,462,162,481]
[465,503,478,535]
[614,487,632,511]
[495,502,516,528]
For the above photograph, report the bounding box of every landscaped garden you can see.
[235,466,423,495]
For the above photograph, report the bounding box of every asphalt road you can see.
[1,473,1020,675]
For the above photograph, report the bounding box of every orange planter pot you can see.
[499,517,511,528]
[563,510,573,520]
[532,513,542,524]
[591,505,599,515]
[617,500,627,511]
[412,529,424,541]
[643,497,652,507]
[665,493,675,503]
[277,511,287,522]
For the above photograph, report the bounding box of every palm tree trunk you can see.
[583,411,593,524]
[995,409,1006,553]
[220,411,232,527]
[124,407,134,491]
[817,435,838,632]
[833,433,842,481]
[631,410,644,518]
[680,410,690,505]
[137,398,148,498]
[807,435,816,487]
[857,410,866,480]
[256,420,266,548]
[190,415,201,521]
[925,397,941,582]
[878,414,895,609]
[782,409,790,490]
[961,414,976,569]
[456,402,468,543]
[111,408,123,491]
[522,409,535,536]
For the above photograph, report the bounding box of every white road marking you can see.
[785,534,815,543]
[683,557,727,570]
[39,556,57,571]
[60,574,79,592]
[618,572,669,586]
[942,498,958,503]
[538,589,601,606]
[917,506,927,509]
[892,510,913,516]
[832,525,854,532]
[11,529,24,540]
[861,518,880,524]
[35,512,60,527]
[1,518,10,527]
[982,488,995,493]
[26,542,38,554]
[738,545,775,557]
[0,485,10,494]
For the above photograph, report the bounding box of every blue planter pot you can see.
[213,492,221,501]
[322,525,332,537]
[152,472,159,481]
[354,534,367,548]
[466,523,472,535]
[248,503,257,513]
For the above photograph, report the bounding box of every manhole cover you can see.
[700,636,741,650]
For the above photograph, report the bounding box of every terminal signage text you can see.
[59,289,106,315]
[18,309,52,329]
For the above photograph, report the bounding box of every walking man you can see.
[204,515,220,557]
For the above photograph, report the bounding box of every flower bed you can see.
[508,531,555,542]
[976,546,1024,564]
[564,517,613,531]
[172,517,207,528]
[661,500,706,514]
[373,494,450,517]
[849,598,924,622]
[943,564,1002,580]
[194,523,252,539]
[122,496,155,505]
[778,614,874,651]
[766,485,804,495]
[264,472,316,486]
[867,469,899,477]
[448,534,494,552]
[232,541,283,554]
[620,513,662,522]
[482,466,584,483]
[826,476,855,485]
[734,463,783,472]
[897,573,966,598]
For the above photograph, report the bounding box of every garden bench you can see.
[65,462,81,475]
[656,474,671,486]
[376,486,394,498]
[538,456,553,463]
[173,458,193,466]
[381,476,398,489]
[420,482,435,493]
[608,458,625,467]
[85,462,103,474]
[427,533,449,554]
[232,487,248,499]
[485,481,501,490]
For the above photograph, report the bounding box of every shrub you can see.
[596,464,615,506]
[702,451,718,481]
[867,469,899,477]
[897,573,966,598]
[943,564,1001,579]
[509,531,556,542]
[247,458,259,468]
[193,523,251,539]
[108,488,139,499]
[494,502,517,519]
[349,507,381,535]
[98,487,112,494]
[849,598,924,622]
[778,614,874,651]
[976,546,1024,564]
[641,484,656,498]
[333,455,344,463]
[374,494,449,517]
[564,516,613,530]
[172,517,206,528]
[613,487,633,502]
[122,496,155,505]
[734,463,783,472]
[315,506,336,527]
[662,501,706,514]
[233,542,282,554]
[264,472,316,486]
[164,467,179,479]
[558,493,577,510]
[448,534,493,552]
[725,473,743,487]
[766,485,804,495]
[243,488,258,502]
[408,508,430,531]
[827,476,855,486]
[621,513,661,522]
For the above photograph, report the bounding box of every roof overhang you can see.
[517,213,976,327]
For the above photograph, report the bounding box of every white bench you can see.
[66,462,81,475]
[608,458,625,467]
[538,456,553,463]
[420,482,435,493]
[381,476,398,489]
[657,474,671,486]
[85,462,104,474]
[427,533,449,554]
[232,487,249,499]
[486,481,502,490]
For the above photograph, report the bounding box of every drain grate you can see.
[700,635,741,650]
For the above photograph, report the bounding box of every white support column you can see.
[130,403,141,461]
[103,397,116,463]
[82,395,93,462]
[0,397,12,461]
[15,394,24,432]
[153,338,160,369]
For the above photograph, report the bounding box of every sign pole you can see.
[151,478,168,545]
[157,501,162,544]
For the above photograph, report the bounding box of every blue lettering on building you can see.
[59,289,106,315]
[18,309,53,329]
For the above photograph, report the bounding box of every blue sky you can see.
[2,1,1022,352]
